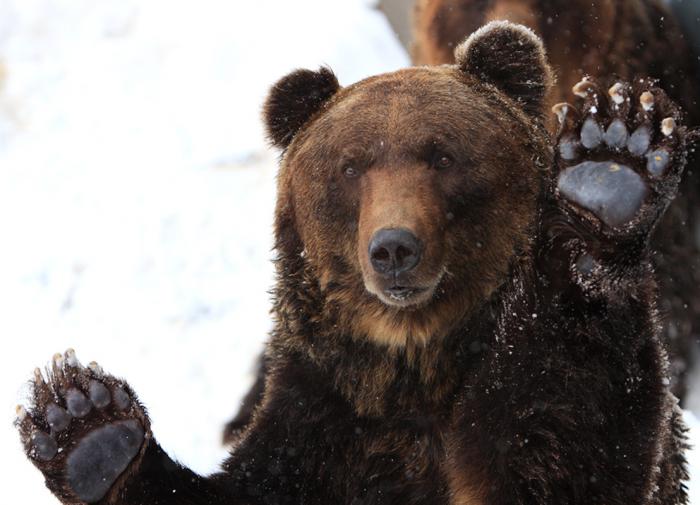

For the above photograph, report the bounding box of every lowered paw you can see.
[16,350,150,504]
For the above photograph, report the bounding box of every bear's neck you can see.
[268,250,500,417]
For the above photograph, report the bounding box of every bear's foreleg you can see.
[534,78,692,504]
[457,78,694,505]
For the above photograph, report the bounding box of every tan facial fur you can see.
[358,165,446,307]
[278,67,544,348]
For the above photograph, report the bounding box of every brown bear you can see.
[222,0,700,445]
[222,0,700,438]
[16,20,697,505]
[413,0,700,115]
[412,0,700,401]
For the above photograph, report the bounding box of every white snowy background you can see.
[1,0,699,503]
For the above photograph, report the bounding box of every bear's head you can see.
[265,22,553,347]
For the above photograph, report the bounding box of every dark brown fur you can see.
[272,61,548,405]
[275,67,544,352]
[223,3,700,444]
[17,14,696,505]
[413,0,700,400]
[413,0,699,116]
[216,50,691,501]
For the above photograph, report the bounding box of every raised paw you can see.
[16,350,150,504]
[552,78,692,241]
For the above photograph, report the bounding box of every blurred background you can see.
[1,0,699,503]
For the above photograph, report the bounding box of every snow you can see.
[0,1,698,503]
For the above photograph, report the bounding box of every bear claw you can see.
[88,361,104,377]
[52,352,64,370]
[640,91,654,111]
[662,118,676,137]
[608,83,625,105]
[65,348,80,368]
[16,405,28,421]
[573,78,597,99]
[552,103,570,125]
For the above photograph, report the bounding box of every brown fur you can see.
[357,168,446,309]
[276,67,543,351]
[413,0,698,115]
[260,42,555,499]
[444,430,488,505]
[412,0,700,402]
[19,19,694,505]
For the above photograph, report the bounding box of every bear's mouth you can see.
[377,283,436,308]
[386,286,425,301]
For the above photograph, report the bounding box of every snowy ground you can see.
[1,1,699,503]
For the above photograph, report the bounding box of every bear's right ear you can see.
[455,21,553,118]
[263,67,341,149]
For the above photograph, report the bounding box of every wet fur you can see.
[17,10,696,505]
[277,68,543,350]
[224,1,700,439]
[412,0,700,401]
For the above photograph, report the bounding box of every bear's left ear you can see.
[263,67,341,149]
[455,21,553,118]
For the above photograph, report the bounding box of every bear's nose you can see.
[369,228,422,276]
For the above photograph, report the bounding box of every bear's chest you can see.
[359,414,484,505]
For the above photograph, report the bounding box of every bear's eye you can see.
[343,166,359,178]
[433,154,454,170]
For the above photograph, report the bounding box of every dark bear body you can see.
[413,0,700,116]
[222,1,700,445]
[16,14,698,505]
[412,0,700,401]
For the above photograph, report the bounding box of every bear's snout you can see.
[368,228,423,276]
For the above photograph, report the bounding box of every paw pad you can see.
[66,420,144,503]
[581,118,603,149]
[46,403,72,431]
[89,380,111,409]
[646,150,671,177]
[558,161,647,227]
[31,431,58,461]
[603,119,628,148]
[66,389,92,418]
[628,125,651,156]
